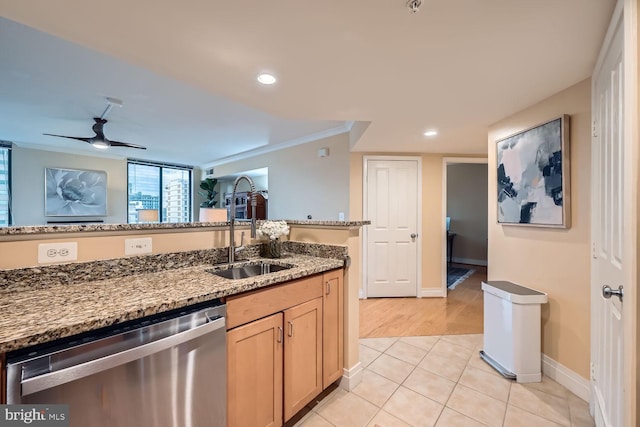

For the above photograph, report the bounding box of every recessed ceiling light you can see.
[257,73,277,85]
[423,130,438,137]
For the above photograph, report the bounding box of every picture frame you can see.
[496,115,570,228]
[45,167,108,217]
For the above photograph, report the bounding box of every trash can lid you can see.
[481,281,548,304]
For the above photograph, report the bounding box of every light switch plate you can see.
[125,237,152,255]
[338,212,345,221]
[38,242,78,264]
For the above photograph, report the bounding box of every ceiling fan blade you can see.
[108,140,147,150]
[45,113,145,150]
[43,133,92,143]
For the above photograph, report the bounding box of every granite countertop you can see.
[0,220,370,237]
[0,253,344,353]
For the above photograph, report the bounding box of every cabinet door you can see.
[228,313,283,427]
[283,298,323,422]
[322,269,344,388]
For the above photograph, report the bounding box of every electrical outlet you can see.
[38,242,78,264]
[125,237,152,255]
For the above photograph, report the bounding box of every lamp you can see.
[137,209,159,223]
[199,208,228,222]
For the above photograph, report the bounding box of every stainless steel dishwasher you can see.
[6,301,226,427]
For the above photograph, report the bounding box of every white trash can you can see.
[480,280,548,383]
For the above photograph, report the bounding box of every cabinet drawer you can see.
[226,274,323,329]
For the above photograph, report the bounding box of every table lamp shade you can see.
[138,209,159,223]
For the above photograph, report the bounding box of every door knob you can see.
[410,233,418,239]
[602,285,624,301]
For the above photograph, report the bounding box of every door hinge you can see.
[592,242,597,259]
[590,362,596,381]
[592,119,598,138]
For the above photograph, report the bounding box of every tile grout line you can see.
[399,338,442,427]
[436,337,496,427]
[356,334,583,427]
[299,335,587,427]
[501,381,513,427]
[365,336,444,426]
[506,387,573,427]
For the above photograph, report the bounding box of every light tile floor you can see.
[292,335,595,427]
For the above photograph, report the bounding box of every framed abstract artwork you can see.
[45,168,108,216]
[496,115,570,227]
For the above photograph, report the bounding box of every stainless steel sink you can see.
[208,262,293,280]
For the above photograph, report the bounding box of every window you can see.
[127,160,192,224]
[0,143,11,227]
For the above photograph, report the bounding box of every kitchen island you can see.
[0,252,344,353]
[0,220,368,425]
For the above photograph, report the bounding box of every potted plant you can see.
[198,178,227,222]
[199,177,218,208]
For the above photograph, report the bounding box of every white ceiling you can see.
[0,1,615,167]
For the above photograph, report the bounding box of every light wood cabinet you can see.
[227,313,283,427]
[226,275,322,330]
[283,298,322,421]
[322,269,344,388]
[226,269,343,426]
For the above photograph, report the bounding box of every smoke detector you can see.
[407,0,422,14]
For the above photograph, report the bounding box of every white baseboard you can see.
[542,353,590,402]
[421,288,445,297]
[339,362,363,391]
[452,257,487,266]
[362,287,447,298]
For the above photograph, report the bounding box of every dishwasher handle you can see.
[19,314,226,398]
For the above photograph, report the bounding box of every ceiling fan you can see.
[44,97,146,150]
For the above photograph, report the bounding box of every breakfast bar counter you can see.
[0,252,344,353]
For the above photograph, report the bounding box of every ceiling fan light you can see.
[91,140,109,150]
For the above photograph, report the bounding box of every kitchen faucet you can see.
[229,175,257,264]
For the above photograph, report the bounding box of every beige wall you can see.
[488,78,591,378]
[421,155,445,288]
[447,163,488,264]
[212,132,351,221]
[636,0,640,416]
[0,227,233,270]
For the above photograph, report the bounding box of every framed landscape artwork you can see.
[496,115,570,228]
[45,168,108,216]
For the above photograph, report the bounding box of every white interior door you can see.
[364,157,420,297]
[591,7,625,427]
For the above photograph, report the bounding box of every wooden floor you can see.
[359,264,486,338]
